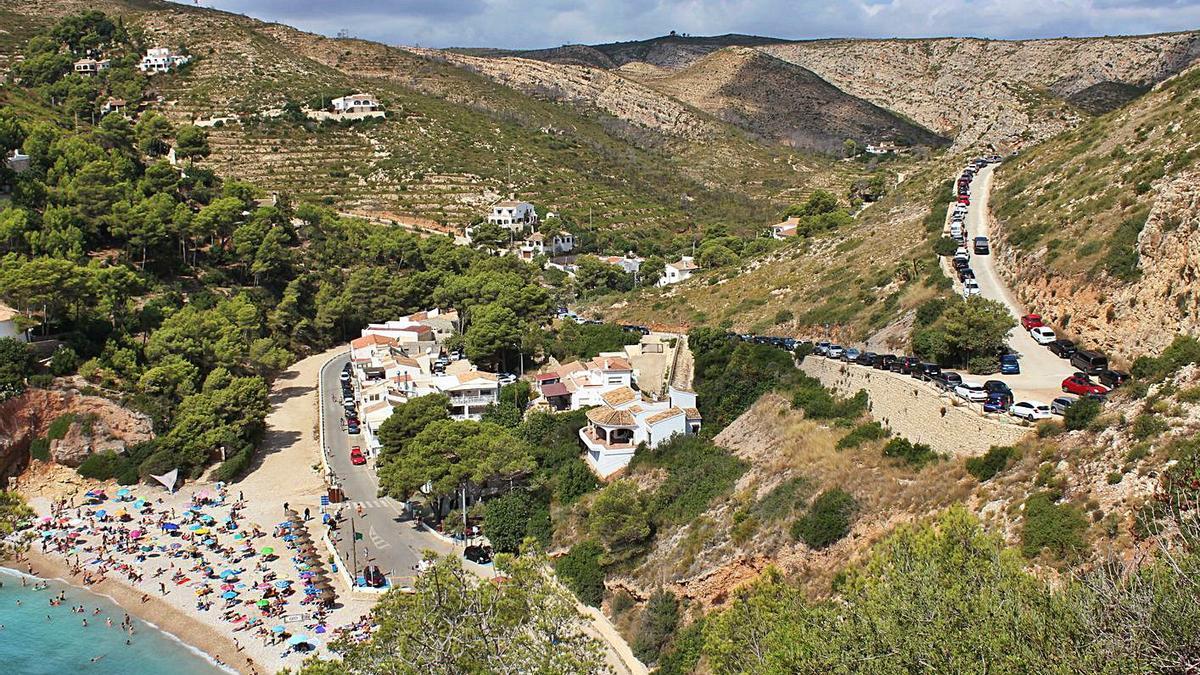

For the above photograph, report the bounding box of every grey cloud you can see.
[177,0,1200,48]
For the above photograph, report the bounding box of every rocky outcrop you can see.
[7,388,155,469]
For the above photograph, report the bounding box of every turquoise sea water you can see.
[0,567,229,675]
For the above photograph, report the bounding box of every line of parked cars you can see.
[339,363,361,435]
[1020,313,1129,387]
[950,159,998,300]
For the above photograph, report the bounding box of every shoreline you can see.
[3,549,260,675]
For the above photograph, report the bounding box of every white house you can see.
[0,301,26,343]
[331,93,380,114]
[579,386,702,477]
[431,370,500,420]
[139,47,190,74]
[658,256,699,287]
[73,58,110,76]
[598,252,643,275]
[771,216,800,239]
[4,150,30,175]
[487,200,538,231]
[519,230,574,261]
[865,142,905,155]
[533,356,635,412]
[100,97,127,115]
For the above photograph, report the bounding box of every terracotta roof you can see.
[541,382,570,397]
[601,387,638,406]
[456,370,499,384]
[526,232,544,242]
[558,360,587,375]
[671,258,700,271]
[535,373,560,382]
[588,356,632,371]
[684,407,702,419]
[645,408,685,425]
[351,334,397,350]
[0,302,17,323]
[586,407,636,426]
[627,404,645,414]
[393,355,420,368]
[494,200,524,208]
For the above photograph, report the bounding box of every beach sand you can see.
[10,346,373,675]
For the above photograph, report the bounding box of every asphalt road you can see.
[320,352,457,587]
[953,165,1076,404]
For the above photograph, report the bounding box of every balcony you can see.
[448,394,497,407]
[579,426,635,452]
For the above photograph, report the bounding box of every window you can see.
[607,377,623,385]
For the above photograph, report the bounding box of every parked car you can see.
[843,348,861,362]
[464,545,494,565]
[1098,370,1130,388]
[347,424,360,435]
[1020,314,1044,330]
[339,371,351,383]
[983,380,1012,396]
[973,236,990,254]
[814,341,831,356]
[876,354,896,370]
[1030,326,1057,344]
[957,195,970,206]
[963,279,981,297]
[983,395,1011,413]
[1070,350,1109,375]
[898,357,921,374]
[1011,401,1052,421]
[827,345,845,359]
[1050,397,1076,416]
[955,382,989,402]
[953,255,970,270]
[999,353,1020,374]
[856,352,878,367]
[498,372,518,385]
[957,267,975,282]
[1047,339,1077,358]
[349,446,366,465]
[918,363,942,381]
[955,246,969,258]
[935,372,964,391]
[1062,374,1109,396]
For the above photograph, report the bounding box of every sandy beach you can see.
[8,347,374,674]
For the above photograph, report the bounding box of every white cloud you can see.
[177,0,1200,48]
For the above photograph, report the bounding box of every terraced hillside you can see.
[458,33,788,69]
[628,47,948,153]
[988,62,1200,363]
[0,0,869,246]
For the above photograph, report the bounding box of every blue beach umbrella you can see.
[220,570,239,579]
[287,635,314,646]
[222,591,238,599]
[274,580,291,589]
[271,625,287,634]
[162,523,179,531]
[116,488,131,497]
[189,524,203,531]
[95,510,106,517]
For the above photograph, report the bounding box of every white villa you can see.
[579,386,702,477]
[0,301,27,342]
[598,252,643,275]
[331,93,380,113]
[519,230,574,261]
[533,356,635,411]
[487,200,538,231]
[73,58,111,76]
[138,47,190,74]
[101,97,127,115]
[771,216,800,239]
[4,150,30,175]
[658,256,700,286]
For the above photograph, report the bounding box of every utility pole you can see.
[349,518,358,585]
[461,485,468,546]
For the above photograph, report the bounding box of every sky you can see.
[176,0,1200,49]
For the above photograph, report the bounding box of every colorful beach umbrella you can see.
[116,488,131,497]
[163,523,179,531]
[260,547,274,555]
[287,635,314,646]
[221,591,238,599]
[256,599,270,607]
[271,625,287,634]
[274,580,291,588]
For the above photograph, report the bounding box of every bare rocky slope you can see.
[459,33,788,70]
[627,47,948,153]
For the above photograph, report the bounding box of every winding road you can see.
[950,164,1076,403]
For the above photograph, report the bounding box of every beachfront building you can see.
[431,371,500,420]
[331,93,380,113]
[579,386,702,477]
[658,256,699,286]
[139,47,190,73]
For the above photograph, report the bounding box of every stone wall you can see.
[800,358,1031,457]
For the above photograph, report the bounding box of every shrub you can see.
[836,421,889,449]
[213,447,252,482]
[49,346,79,376]
[588,480,653,561]
[632,588,680,664]
[1064,397,1102,430]
[634,435,747,527]
[29,438,51,462]
[882,437,939,468]
[28,374,54,388]
[915,297,949,326]
[1131,335,1200,382]
[47,413,75,440]
[792,488,857,549]
[774,309,794,325]
[1036,420,1064,438]
[554,540,605,607]
[1021,491,1088,561]
[554,458,598,504]
[656,617,705,675]
[933,236,959,256]
[965,445,1017,481]
[751,476,814,523]
[792,374,868,422]
[1131,414,1168,441]
[77,451,121,480]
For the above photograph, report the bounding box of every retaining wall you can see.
[800,358,1031,457]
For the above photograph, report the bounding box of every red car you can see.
[1020,314,1044,330]
[1062,375,1108,396]
[957,195,970,205]
[349,446,367,466]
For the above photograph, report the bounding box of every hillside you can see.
[629,47,948,153]
[458,33,788,69]
[988,62,1200,364]
[0,0,864,247]
[759,34,1200,150]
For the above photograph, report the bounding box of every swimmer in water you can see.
[90,655,106,663]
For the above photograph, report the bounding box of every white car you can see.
[1030,326,1057,344]
[963,279,981,297]
[955,246,969,258]
[1010,401,1053,421]
[954,382,989,402]
[827,345,845,358]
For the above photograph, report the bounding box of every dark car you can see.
[1047,339,1077,359]
[898,357,921,375]
[934,372,964,391]
[1098,370,1130,388]
[999,353,1020,374]
[857,351,878,367]
[973,236,990,254]
[983,394,1011,413]
[953,255,970,270]
[464,545,494,564]
[918,363,942,381]
[958,267,975,282]
[983,380,1012,396]
[1070,350,1109,375]
[876,354,896,370]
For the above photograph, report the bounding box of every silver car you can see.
[1051,396,1076,416]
